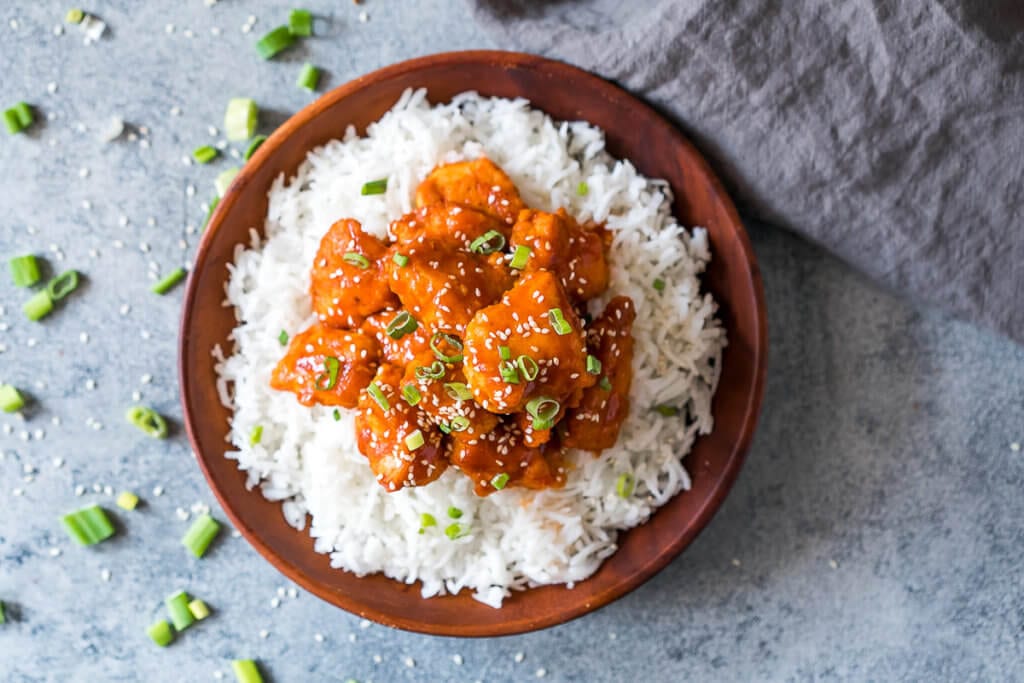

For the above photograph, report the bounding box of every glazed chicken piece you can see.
[400,352,500,441]
[360,309,432,365]
[462,271,596,443]
[270,323,380,408]
[355,363,447,491]
[390,203,511,246]
[509,209,610,302]
[561,297,636,453]
[310,218,398,328]
[448,419,565,496]
[415,157,525,226]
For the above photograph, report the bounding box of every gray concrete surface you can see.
[1,2,1022,681]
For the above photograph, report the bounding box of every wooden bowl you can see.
[179,50,767,637]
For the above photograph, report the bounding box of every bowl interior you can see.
[180,51,767,637]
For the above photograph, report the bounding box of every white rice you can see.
[214,89,726,608]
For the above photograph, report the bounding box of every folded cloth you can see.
[468,0,1024,343]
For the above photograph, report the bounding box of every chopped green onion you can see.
[0,600,4,623]
[491,473,510,490]
[577,181,589,196]
[65,8,85,24]
[215,167,240,198]
[653,278,666,291]
[47,270,79,300]
[548,308,572,335]
[443,382,472,401]
[367,382,390,411]
[447,506,462,519]
[126,406,168,438]
[243,135,267,161]
[332,408,341,421]
[586,354,602,375]
[469,230,505,255]
[249,424,263,446]
[255,25,296,59]
[517,355,539,381]
[599,376,613,391]
[419,512,436,530]
[509,244,532,269]
[296,62,321,91]
[151,267,186,295]
[289,8,313,36]
[2,109,21,134]
[525,396,560,431]
[438,422,452,435]
[415,360,446,380]
[430,332,464,363]
[115,491,139,511]
[61,504,115,546]
[0,385,25,413]
[405,429,425,451]
[23,290,53,321]
[449,415,470,432]
[3,102,33,134]
[498,360,520,384]
[499,345,511,361]
[392,252,409,267]
[653,404,680,417]
[224,98,258,141]
[182,513,221,558]
[615,473,636,498]
[342,252,370,269]
[361,178,388,196]
[187,598,211,620]
[147,619,173,647]
[192,145,219,164]
[444,523,466,540]
[385,311,417,339]
[314,356,340,391]
[165,590,195,631]
[401,384,421,406]
[9,255,40,287]
[278,330,289,346]
[232,659,264,683]
[204,196,220,229]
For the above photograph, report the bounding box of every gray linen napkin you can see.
[467,0,1024,343]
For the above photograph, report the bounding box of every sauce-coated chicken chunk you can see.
[400,353,500,441]
[271,323,380,408]
[448,420,565,496]
[360,309,432,365]
[415,157,525,226]
[510,209,609,302]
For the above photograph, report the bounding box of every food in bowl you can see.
[214,89,726,607]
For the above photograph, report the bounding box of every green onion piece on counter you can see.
[342,252,369,269]
[405,429,424,451]
[47,270,79,300]
[447,506,462,519]
[255,25,296,59]
[653,278,666,291]
[192,145,219,164]
[204,196,220,230]
[444,523,465,540]
[401,384,421,406]
[165,590,194,631]
[116,491,139,511]
[61,504,115,546]
[547,307,572,335]
[385,311,417,339]
[3,108,22,134]
[332,409,341,421]
[517,355,539,381]
[586,354,602,375]
[392,252,408,267]
[360,178,387,196]
[599,376,613,391]
[9,254,40,287]
[147,619,173,647]
[249,424,263,446]
[615,473,636,498]
[65,8,85,24]
[232,659,264,683]
[314,356,340,391]
[367,382,390,411]
[0,599,5,624]
[215,167,240,198]
[296,62,320,91]
[577,181,589,196]
[449,415,470,432]
[151,267,187,295]
[6,102,33,134]
[415,360,446,380]
[0,385,25,413]
[243,135,267,161]
[491,473,510,490]
[22,290,53,321]
[509,244,531,270]
[498,360,520,385]
[653,404,680,417]
[419,512,436,529]
[525,396,560,432]
[224,98,258,141]
[126,406,169,439]
[187,598,211,620]
[182,513,221,558]
[430,332,464,363]
[278,330,289,346]
[289,8,313,36]
[443,382,472,401]
[469,230,505,255]
[498,345,511,361]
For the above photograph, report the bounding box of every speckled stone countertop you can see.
[1,2,1023,682]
